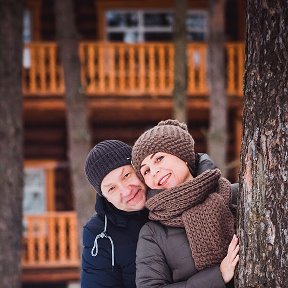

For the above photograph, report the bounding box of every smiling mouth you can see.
[127,190,141,203]
[158,173,171,186]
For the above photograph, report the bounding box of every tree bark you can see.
[173,0,187,123]
[236,1,288,287]
[0,1,23,287]
[207,0,228,176]
[54,0,94,248]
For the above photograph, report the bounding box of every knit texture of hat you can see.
[132,119,195,181]
[85,140,132,196]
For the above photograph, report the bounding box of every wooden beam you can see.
[24,95,242,123]
[25,145,66,159]
[91,125,206,140]
[22,268,80,283]
[237,0,246,40]
[25,129,65,143]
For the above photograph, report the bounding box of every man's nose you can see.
[119,183,132,197]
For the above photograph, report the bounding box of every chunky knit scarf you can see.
[145,169,235,270]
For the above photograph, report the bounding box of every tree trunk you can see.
[54,0,94,248]
[236,1,288,287]
[0,1,23,287]
[207,0,228,176]
[173,0,187,123]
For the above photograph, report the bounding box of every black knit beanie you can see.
[132,119,195,182]
[85,140,132,196]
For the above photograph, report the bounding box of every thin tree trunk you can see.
[207,0,228,176]
[54,0,94,248]
[0,1,23,287]
[173,0,187,123]
[236,1,288,287]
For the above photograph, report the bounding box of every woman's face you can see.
[140,152,193,189]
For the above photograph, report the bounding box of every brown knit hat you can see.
[132,119,195,181]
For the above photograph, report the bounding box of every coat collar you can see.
[95,194,148,228]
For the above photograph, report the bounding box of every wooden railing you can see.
[22,43,65,95]
[22,42,244,96]
[226,43,245,96]
[22,212,79,267]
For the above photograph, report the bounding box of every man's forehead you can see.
[102,164,133,185]
[121,164,134,173]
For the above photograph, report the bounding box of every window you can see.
[23,167,51,236]
[23,0,41,67]
[23,8,32,44]
[186,12,208,41]
[105,9,208,43]
[23,8,32,68]
[23,168,46,215]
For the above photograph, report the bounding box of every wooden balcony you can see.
[22,41,244,97]
[22,212,80,283]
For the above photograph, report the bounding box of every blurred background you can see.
[5,0,246,287]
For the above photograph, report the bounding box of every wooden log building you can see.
[22,0,245,286]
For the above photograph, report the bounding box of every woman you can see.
[132,119,239,288]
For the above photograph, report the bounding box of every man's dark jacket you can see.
[81,194,148,288]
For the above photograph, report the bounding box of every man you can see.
[81,140,218,288]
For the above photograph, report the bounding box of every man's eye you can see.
[156,156,164,162]
[124,172,130,179]
[108,187,115,193]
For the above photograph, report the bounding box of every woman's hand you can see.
[220,234,239,283]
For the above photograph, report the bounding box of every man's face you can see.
[101,165,147,212]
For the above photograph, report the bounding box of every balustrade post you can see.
[108,45,116,92]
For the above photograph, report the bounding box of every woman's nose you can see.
[152,169,159,177]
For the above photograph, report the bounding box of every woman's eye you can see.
[156,156,164,162]
[142,168,150,176]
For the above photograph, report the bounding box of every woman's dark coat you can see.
[136,159,238,288]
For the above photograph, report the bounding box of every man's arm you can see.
[81,227,123,288]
